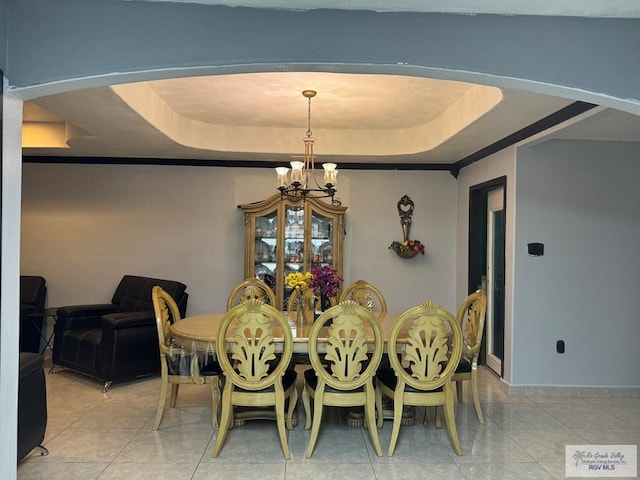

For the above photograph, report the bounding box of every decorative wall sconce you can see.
[389,195,426,259]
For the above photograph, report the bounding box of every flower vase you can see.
[295,292,313,325]
[314,294,333,323]
[295,295,304,325]
[313,294,321,321]
[320,294,332,312]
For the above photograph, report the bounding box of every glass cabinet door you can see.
[310,210,333,268]
[253,209,278,293]
[240,193,346,310]
[283,203,305,307]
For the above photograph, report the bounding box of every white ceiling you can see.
[21,1,640,167]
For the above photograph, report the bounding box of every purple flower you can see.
[309,265,343,298]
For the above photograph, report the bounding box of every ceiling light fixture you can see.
[276,90,339,205]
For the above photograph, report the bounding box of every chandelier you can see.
[276,90,339,205]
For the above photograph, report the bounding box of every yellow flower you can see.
[285,271,313,290]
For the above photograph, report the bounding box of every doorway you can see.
[468,177,506,377]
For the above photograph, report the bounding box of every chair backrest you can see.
[113,275,188,316]
[338,280,387,321]
[20,276,47,310]
[217,299,292,391]
[152,285,197,377]
[226,278,276,311]
[456,289,487,361]
[309,300,383,391]
[388,300,462,391]
[152,286,182,352]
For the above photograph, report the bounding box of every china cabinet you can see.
[239,193,347,310]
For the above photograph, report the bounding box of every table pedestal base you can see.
[232,406,298,429]
[346,401,415,428]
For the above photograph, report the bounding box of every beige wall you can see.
[21,163,458,316]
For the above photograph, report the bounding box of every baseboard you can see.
[499,381,640,398]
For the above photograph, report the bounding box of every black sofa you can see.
[18,352,48,463]
[20,276,47,353]
[52,275,188,392]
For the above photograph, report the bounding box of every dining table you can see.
[169,311,400,355]
[169,311,416,427]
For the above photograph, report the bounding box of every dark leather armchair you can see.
[52,275,188,392]
[20,276,47,353]
[18,352,48,463]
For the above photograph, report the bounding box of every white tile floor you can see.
[17,354,640,480]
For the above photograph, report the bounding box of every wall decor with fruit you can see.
[388,195,426,259]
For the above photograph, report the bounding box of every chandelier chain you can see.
[307,93,313,138]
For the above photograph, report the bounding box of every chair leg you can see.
[34,445,49,456]
[471,371,484,424]
[305,388,325,459]
[212,385,233,457]
[456,379,463,403]
[443,390,463,456]
[210,379,221,430]
[387,390,404,457]
[153,376,169,430]
[364,385,383,457]
[169,384,179,408]
[286,386,298,430]
[302,382,312,430]
[434,406,443,429]
[424,406,434,425]
[375,384,384,429]
[275,389,291,460]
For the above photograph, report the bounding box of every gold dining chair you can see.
[339,279,389,375]
[376,300,463,456]
[226,278,276,310]
[151,286,222,430]
[212,299,298,459]
[338,280,387,321]
[302,300,384,459]
[452,289,487,424]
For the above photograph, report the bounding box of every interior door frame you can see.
[468,176,507,377]
[1,68,3,317]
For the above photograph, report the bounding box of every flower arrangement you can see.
[308,265,343,299]
[285,267,342,319]
[285,266,343,312]
[389,239,425,258]
[285,271,313,291]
